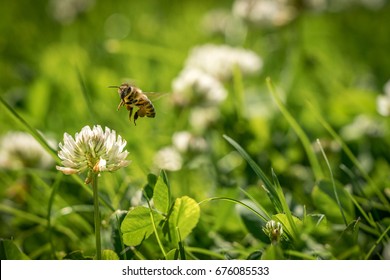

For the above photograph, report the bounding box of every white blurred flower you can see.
[377,96,390,116]
[263,220,283,244]
[377,80,390,116]
[359,0,386,10]
[184,44,262,80]
[49,0,95,24]
[385,80,390,96]
[233,0,296,27]
[172,131,208,153]
[303,0,328,11]
[153,147,182,171]
[341,115,383,140]
[0,132,55,169]
[190,107,221,133]
[172,67,227,107]
[56,125,129,182]
[130,189,145,207]
[383,241,390,260]
[201,9,247,44]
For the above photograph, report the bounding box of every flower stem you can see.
[91,173,102,260]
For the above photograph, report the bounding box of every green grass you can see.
[1,0,390,260]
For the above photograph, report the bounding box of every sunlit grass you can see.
[1,0,390,260]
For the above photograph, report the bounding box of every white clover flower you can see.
[172,67,227,107]
[303,0,328,11]
[184,44,262,80]
[49,0,95,25]
[377,95,390,116]
[201,9,247,44]
[377,80,390,116]
[383,241,390,260]
[153,146,182,172]
[172,131,208,153]
[233,0,296,27]
[341,115,383,140]
[359,0,386,10]
[56,125,130,181]
[189,107,221,132]
[0,131,55,169]
[263,220,283,244]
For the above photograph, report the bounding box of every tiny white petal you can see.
[56,166,79,175]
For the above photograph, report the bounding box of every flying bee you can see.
[109,83,156,125]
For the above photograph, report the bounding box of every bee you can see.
[109,83,156,125]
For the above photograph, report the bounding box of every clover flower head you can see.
[172,131,208,154]
[341,115,383,140]
[189,107,221,132]
[56,125,130,182]
[184,44,262,80]
[49,0,95,25]
[263,220,283,244]
[153,146,182,172]
[233,0,297,27]
[377,79,390,116]
[0,131,55,170]
[172,67,227,108]
[201,9,247,43]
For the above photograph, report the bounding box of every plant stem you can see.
[146,198,167,259]
[91,173,102,260]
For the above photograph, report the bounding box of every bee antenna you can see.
[108,85,119,88]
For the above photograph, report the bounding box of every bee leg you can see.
[134,110,139,125]
[117,100,124,110]
[128,107,135,125]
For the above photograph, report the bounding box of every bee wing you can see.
[142,92,169,102]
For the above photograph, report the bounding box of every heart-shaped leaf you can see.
[165,196,200,245]
[121,206,164,246]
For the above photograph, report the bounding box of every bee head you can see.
[109,83,133,98]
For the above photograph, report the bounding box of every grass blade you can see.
[0,95,58,161]
[199,197,268,222]
[223,134,283,212]
[306,101,389,210]
[266,77,323,181]
[271,170,299,240]
[316,139,348,226]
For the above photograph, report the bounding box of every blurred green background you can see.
[1,0,390,259]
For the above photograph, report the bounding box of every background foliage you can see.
[1,0,390,260]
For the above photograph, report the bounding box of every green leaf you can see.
[333,219,362,259]
[303,214,329,237]
[143,173,158,200]
[154,175,169,213]
[121,206,164,246]
[101,250,119,260]
[166,196,200,245]
[261,244,284,260]
[166,249,179,260]
[0,239,29,260]
[312,180,354,224]
[63,250,92,260]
